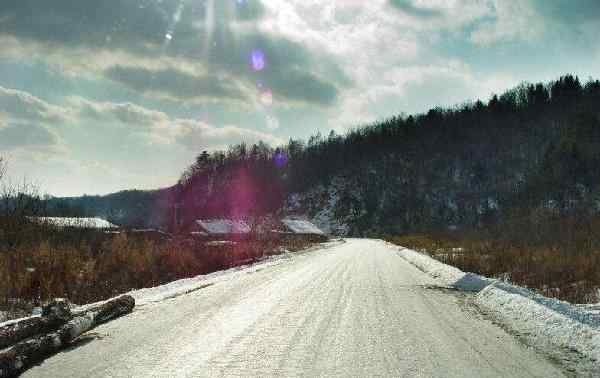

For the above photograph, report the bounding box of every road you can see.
[24,239,564,377]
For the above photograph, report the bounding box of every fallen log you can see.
[91,295,135,326]
[0,299,72,350]
[0,295,134,377]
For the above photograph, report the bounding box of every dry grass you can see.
[0,224,319,319]
[387,222,600,304]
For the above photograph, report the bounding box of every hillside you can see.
[43,189,174,229]
[47,75,600,237]
[181,76,600,236]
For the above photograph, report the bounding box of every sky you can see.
[0,0,599,196]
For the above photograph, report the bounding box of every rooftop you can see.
[195,219,251,235]
[281,218,324,235]
[29,217,118,229]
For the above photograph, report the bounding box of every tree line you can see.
[176,75,600,235]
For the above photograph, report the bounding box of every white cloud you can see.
[470,1,545,46]
[68,96,284,150]
[173,119,284,151]
[68,97,169,126]
[0,86,72,123]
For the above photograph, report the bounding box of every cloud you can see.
[105,65,246,102]
[388,0,443,18]
[268,69,338,106]
[69,97,169,126]
[0,0,174,51]
[534,0,600,25]
[0,87,68,155]
[466,0,600,47]
[0,86,71,123]
[0,0,347,108]
[234,0,267,21]
[69,96,283,149]
[0,120,60,151]
[174,120,284,151]
[470,1,544,46]
[386,0,492,31]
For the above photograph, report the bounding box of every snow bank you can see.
[390,242,600,365]
[477,281,600,363]
[393,244,492,291]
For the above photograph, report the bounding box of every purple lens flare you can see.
[273,151,288,168]
[251,49,266,71]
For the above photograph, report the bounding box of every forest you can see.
[171,75,600,234]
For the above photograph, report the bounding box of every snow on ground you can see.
[120,240,346,306]
[76,252,298,312]
[389,242,600,367]
[21,239,563,377]
[477,281,600,364]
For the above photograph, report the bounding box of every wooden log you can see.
[91,295,135,325]
[0,299,72,350]
[0,295,134,377]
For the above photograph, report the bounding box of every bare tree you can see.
[0,156,5,182]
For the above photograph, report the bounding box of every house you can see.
[281,217,325,236]
[188,219,252,241]
[128,229,171,242]
[274,217,328,243]
[28,217,118,230]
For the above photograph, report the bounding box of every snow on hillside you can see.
[390,243,600,368]
[287,176,362,236]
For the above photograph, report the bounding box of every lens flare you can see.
[273,151,288,168]
[251,49,266,71]
[260,89,273,105]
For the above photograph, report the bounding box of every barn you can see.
[276,217,328,243]
[188,219,252,241]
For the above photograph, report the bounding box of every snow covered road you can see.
[23,239,564,377]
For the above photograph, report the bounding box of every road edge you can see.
[383,240,600,374]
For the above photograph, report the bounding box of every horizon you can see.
[1,0,599,196]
